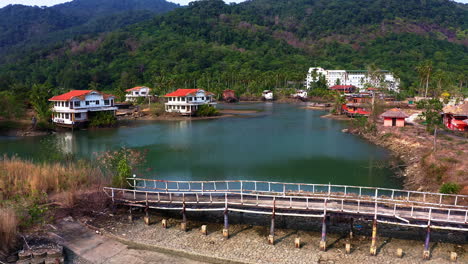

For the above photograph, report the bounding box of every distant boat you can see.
[262,90,274,101]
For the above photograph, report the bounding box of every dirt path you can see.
[51,218,207,264]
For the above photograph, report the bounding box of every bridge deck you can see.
[103,178,468,231]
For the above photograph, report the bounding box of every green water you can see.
[0,103,401,188]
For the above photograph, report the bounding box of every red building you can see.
[222,89,238,103]
[329,85,356,93]
[443,102,468,131]
[381,108,408,127]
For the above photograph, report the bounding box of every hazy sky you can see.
[0,0,466,8]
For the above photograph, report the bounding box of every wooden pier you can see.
[103,178,468,257]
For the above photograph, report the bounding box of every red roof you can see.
[330,85,355,90]
[49,90,115,101]
[367,87,379,91]
[164,89,213,97]
[452,120,467,126]
[125,86,148,92]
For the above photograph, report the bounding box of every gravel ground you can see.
[83,208,467,264]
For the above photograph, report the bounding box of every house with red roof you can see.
[125,86,152,102]
[49,90,117,128]
[164,89,216,115]
[443,102,468,131]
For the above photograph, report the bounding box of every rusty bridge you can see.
[103,178,468,259]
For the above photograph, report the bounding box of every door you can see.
[392,118,396,126]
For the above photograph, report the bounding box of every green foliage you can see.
[439,182,462,194]
[113,158,131,189]
[150,102,165,116]
[416,98,443,133]
[89,111,117,127]
[0,91,25,119]
[196,104,219,117]
[0,0,467,99]
[30,83,53,122]
[95,147,147,187]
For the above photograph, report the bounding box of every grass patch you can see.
[440,157,459,164]
[439,182,462,194]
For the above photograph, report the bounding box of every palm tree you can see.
[416,60,433,98]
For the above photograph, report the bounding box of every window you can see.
[75,113,81,119]
[65,102,69,107]
[65,113,69,119]
[61,102,64,107]
[74,101,80,107]
[96,100,100,105]
[86,101,90,106]
[135,92,139,95]
[104,100,110,105]
[140,92,146,95]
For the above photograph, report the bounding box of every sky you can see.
[0,0,466,8]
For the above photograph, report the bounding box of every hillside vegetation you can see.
[0,0,179,63]
[0,0,466,105]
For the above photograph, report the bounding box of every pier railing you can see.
[103,185,468,231]
[127,178,468,209]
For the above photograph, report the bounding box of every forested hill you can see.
[0,0,179,61]
[0,0,467,100]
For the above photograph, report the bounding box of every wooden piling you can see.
[349,218,354,240]
[423,225,431,260]
[269,198,276,245]
[223,207,229,238]
[396,248,403,258]
[128,207,133,222]
[294,238,301,248]
[319,214,327,251]
[345,243,351,254]
[370,219,377,256]
[161,219,167,228]
[201,225,207,235]
[181,201,187,232]
[450,252,457,262]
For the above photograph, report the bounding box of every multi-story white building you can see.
[49,90,117,128]
[305,67,400,92]
[164,89,216,115]
[125,86,152,102]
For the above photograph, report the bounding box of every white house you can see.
[49,90,117,128]
[125,86,152,102]
[262,90,274,100]
[305,67,400,92]
[292,89,308,99]
[164,89,216,115]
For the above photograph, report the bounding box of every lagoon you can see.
[0,103,400,188]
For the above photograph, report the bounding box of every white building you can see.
[49,90,117,128]
[305,67,400,92]
[125,86,152,102]
[164,89,216,115]
[262,90,274,100]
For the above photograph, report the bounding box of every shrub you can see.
[196,104,219,117]
[439,182,462,194]
[150,102,165,116]
[89,111,117,127]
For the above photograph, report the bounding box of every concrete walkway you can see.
[51,218,206,264]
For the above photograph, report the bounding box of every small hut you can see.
[222,89,238,103]
[381,108,408,127]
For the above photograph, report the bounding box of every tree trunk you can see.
[424,73,430,98]
[433,127,437,152]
